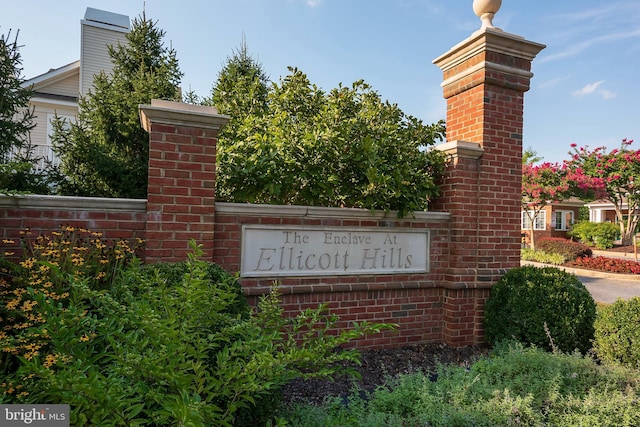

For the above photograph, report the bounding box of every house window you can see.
[522,210,546,230]
[554,210,574,231]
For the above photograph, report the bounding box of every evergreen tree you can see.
[0,29,53,193]
[0,29,34,157]
[52,12,182,198]
[207,36,270,143]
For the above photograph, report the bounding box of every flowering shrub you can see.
[1,230,394,425]
[536,237,592,262]
[572,256,640,274]
[0,226,142,380]
[565,140,640,245]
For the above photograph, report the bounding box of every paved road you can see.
[578,274,640,304]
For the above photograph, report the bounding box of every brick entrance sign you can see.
[0,10,544,349]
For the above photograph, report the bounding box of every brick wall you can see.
[0,29,545,349]
[0,195,146,258]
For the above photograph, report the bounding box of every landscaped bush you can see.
[521,248,565,265]
[593,297,640,368]
[0,229,394,426]
[536,237,592,261]
[484,266,596,353]
[572,256,640,274]
[282,342,640,426]
[568,221,620,249]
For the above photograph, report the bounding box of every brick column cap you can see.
[436,140,483,159]
[433,28,546,73]
[139,99,230,132]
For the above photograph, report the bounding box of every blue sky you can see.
[3,1,639,163]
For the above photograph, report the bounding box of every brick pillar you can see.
[432,28,545,345]
[139,100,229,262]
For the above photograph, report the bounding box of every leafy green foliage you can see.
[536,237,592,261]
[594,297,640,368]
[0,231,394,425]
[520,248,566,265]
[568,221,620,249]
[282,342,640,426]
[51,12,182,198]
[484,266,596,353]
[214,65,446,216]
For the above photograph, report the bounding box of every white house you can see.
[21,8,129,170]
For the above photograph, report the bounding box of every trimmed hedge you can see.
[593,297,640,368]
[484,266,596,353]
[536,237,592,261]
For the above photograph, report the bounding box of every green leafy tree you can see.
[215,66,446,216]
[522,147,542,165]
[0,29,53,193]
[565,139,640,245]
[52,12,182,198]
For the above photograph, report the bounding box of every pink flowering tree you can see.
[565,139,640,245]
[522,162,571,249]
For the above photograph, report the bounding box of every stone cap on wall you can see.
[0,194,146,212]
[216,202,451,222]
[139,99,230,132]
[436,140,484,159]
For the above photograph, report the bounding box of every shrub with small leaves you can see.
[1,236,394,426]
[568,221,620,249]
[593,297,640,368]
[536,237,592,261]
[484,266,596,353]
[521,248,566,265]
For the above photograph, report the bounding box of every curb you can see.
[520,261,640,281]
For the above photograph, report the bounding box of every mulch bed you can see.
[281,343,488,406]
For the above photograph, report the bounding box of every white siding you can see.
[36,74,79,98]
[28,102,78,168]
[80,22,128,97]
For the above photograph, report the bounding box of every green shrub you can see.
[536,237,592,261]
[282,342,640,426]
[0,235,394,426]
[593,297,640,368]
[484,266,596,353]
[521,248,566,265]
[568,221,620,249]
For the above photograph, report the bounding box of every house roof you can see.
[22,61,80,91]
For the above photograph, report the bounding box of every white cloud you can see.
[538,28,640,64]
[573,81,604,96]
[307,0,322,7]
[572,81,617,99]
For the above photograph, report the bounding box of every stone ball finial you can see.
[473,0,502,31]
